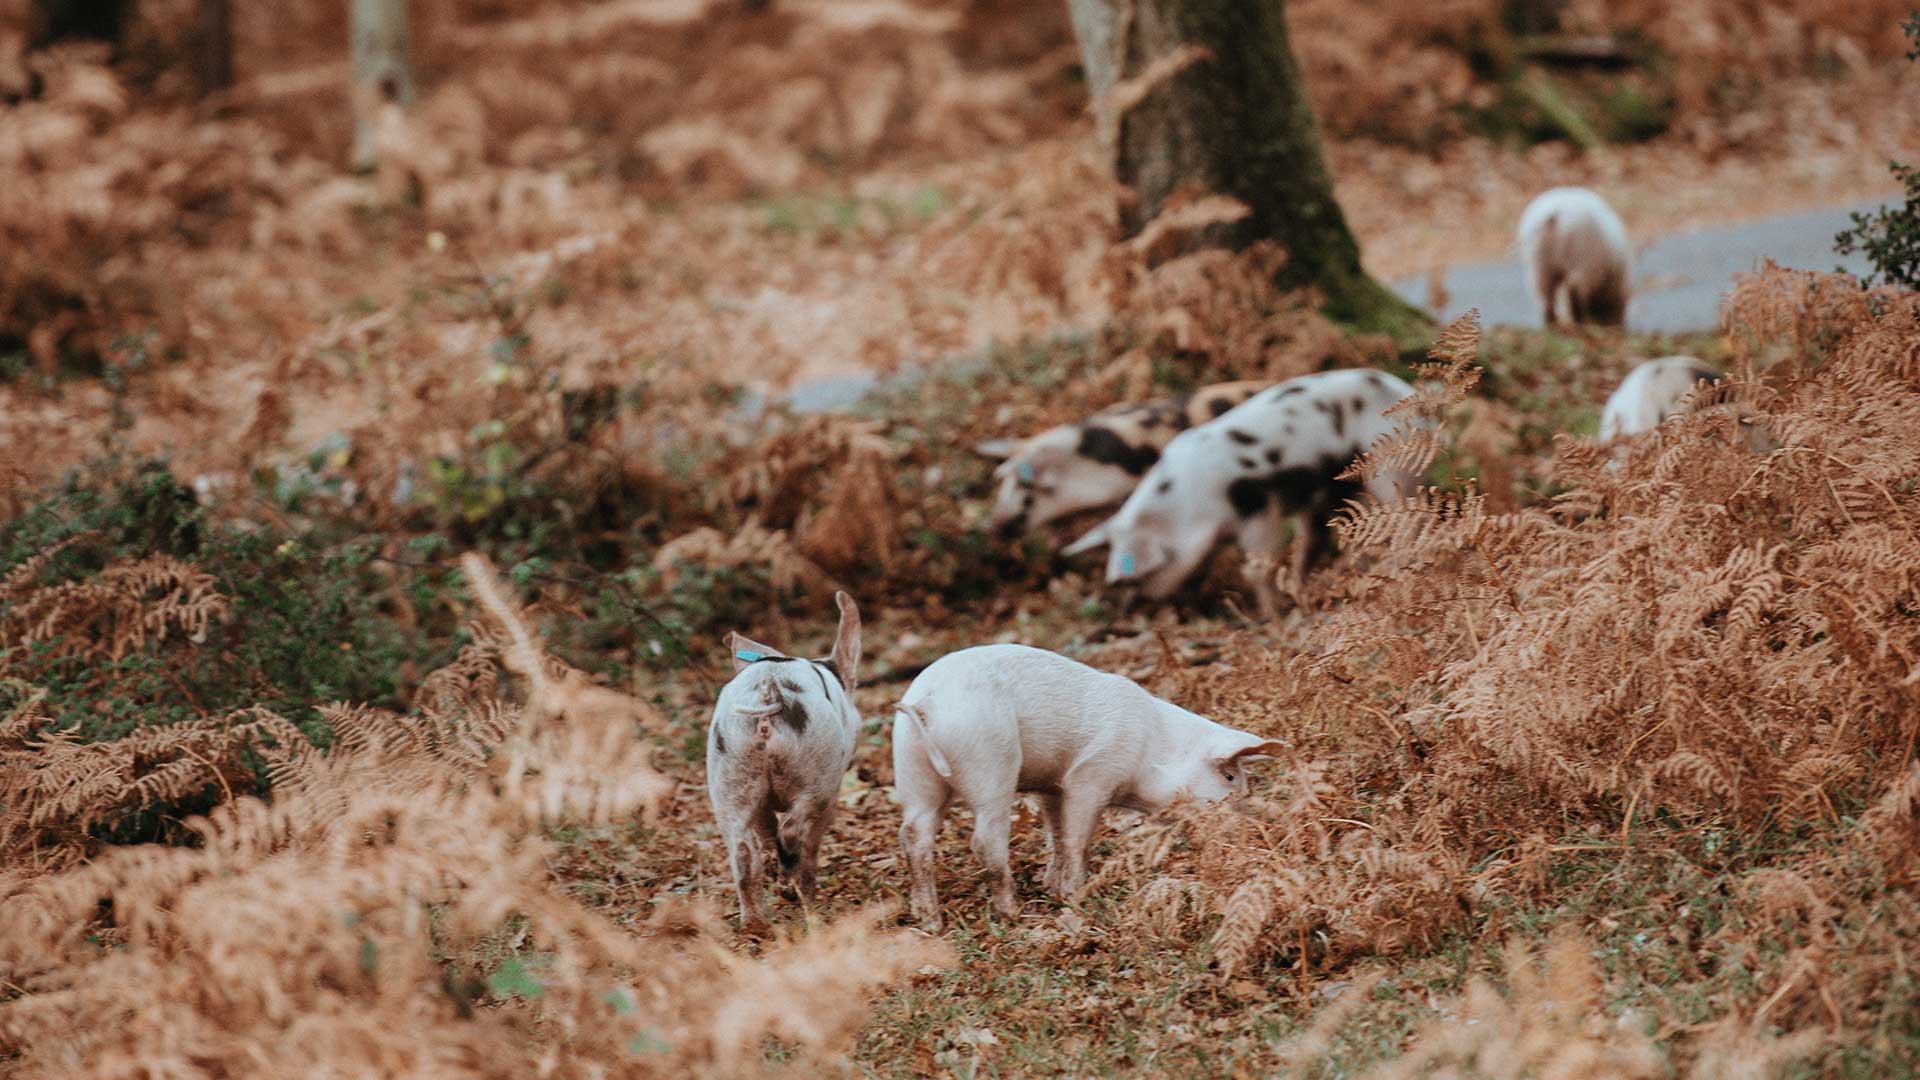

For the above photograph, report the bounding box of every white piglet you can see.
[1065,368,1421,611]
[892,644,1282,931]
[1598,355,1771,454]
[708,592,862,935]
[1518,186,1631,328]
[1600,355,1723,439]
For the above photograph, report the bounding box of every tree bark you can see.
[1069,0,1429,344]
[350,0,414,171]
[193,0,234,95]
[32,0,129,47]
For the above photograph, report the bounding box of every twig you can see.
[1621,781,1644,850]
[163,667,209,719]
[1752,966,1806,1031]
[177,744,235,807]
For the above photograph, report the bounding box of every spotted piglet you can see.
[708,592,862,935]
[976,380,1270,537]
[1065,368,1421,612]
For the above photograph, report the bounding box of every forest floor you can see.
[5,2,1920,1076]
[529,321,1889,1080]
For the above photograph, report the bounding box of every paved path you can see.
[1391,199,1894,332]
[768,199,1897,414]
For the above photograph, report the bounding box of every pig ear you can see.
[729,631,785,672]
[1225,739,1288,764]
[828,591,861,691]
[1062,519,1113,557]
[974,439,1023,459]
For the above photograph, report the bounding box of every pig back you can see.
[1010,671,1161,793]
[905,644,1160,792]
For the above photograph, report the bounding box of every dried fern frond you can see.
[654,519,837,596]
[1211,868,1307,979]
[1358,933,1666,1080]
[1,553,231,661]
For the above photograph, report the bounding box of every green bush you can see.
[0,461,448,745]
[1834,14,1920,289]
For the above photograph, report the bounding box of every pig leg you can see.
[900,796,946,931]
[1038,790,1066,896]
[724,803,779,936]
[1290,511,1318,587]
[1234,508,1292,618]
[1536,262,1564,327]
[1052,778,1116,899]
[711,757,778,935]
[894,714,954,931]
[968,791,1019,920]
[777,789,837,908]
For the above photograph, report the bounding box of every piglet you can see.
[1600,355,1722,439]
[709,592,862,935]
[1598,355,1771,455]
[1065,368,1421,613]
[976,380,1270,537]
[892,643,1281,931]
[1518,186,1631,328]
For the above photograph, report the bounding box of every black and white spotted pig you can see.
[976,381,1270,537]
[1063,369,1421,610]
[708,592,862,936]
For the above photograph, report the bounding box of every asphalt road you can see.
[1390,198,1894,333]
[771,199,1897,414]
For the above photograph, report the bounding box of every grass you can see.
[828,826,1914,1077]
[755,186,954,241]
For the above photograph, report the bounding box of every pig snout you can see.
[988,484,1029,536]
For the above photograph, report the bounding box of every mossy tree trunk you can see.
[1067,0,1431,346]
[350,0,414,171]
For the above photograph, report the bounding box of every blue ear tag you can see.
[735,650,764,663]
[1119,552,1136,577]
[1017,461,1034,484]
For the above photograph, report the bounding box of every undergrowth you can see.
[5,3,1920,1075]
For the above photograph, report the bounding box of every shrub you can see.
[1116,272,1920,1047]
[1835,14,1920,288]
[0,461,439,746]
[0,555,946,1077]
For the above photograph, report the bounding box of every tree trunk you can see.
[193,0,234,95]
[1068,0,1429,344]
[32,0,129,47]
[350,0,414,171]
